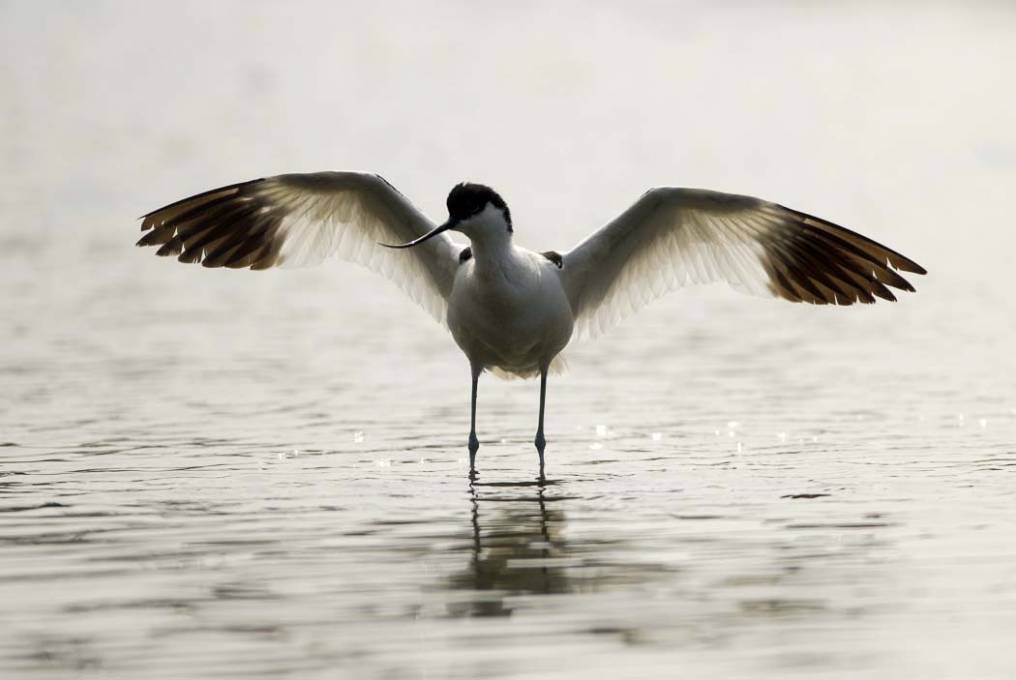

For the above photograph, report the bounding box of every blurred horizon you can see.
[1,3,1015,678]
[2,2,1015,280]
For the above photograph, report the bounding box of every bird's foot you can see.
[468,432,479,471]
[535,431,545,478]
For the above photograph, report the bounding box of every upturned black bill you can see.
[380,220,454,249]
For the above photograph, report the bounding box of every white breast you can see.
[446,248,574,378]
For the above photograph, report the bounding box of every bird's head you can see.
[383,182,512,249]
[444,182,512,240]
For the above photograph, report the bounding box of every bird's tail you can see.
[488,353,568,381]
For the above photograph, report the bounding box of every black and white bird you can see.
[137,172,925,476]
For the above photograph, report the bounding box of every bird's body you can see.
[137,171,926,477]
[447,225,573,378]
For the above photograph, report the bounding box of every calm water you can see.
[2,3,1016,678]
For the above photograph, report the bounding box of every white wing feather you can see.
[561,188,925,340]
[138,172,462,325]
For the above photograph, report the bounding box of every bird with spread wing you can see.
[138,172,925,476]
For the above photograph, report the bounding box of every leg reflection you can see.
[445,476,569,617]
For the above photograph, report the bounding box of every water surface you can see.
[2,2,1015,678]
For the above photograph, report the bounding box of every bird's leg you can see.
[535,366,548,479]
[468,364,481,475]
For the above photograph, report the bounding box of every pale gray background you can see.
[1,2,1015,679]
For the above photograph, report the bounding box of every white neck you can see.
[460,204,513,269]
[470,235,515,274]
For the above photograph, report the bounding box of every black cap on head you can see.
[447,183,512,232]
[378,182,512,250]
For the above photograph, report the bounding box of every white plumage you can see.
[138,171,925,476]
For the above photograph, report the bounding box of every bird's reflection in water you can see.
[444,476,575,617]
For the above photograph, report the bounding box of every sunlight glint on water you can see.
[2,2,1016,678]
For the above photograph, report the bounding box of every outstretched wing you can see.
[137,172,462,324]
[561,188,926,339]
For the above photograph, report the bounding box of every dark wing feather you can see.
[137,172,462,324]
[561,188,925,338]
